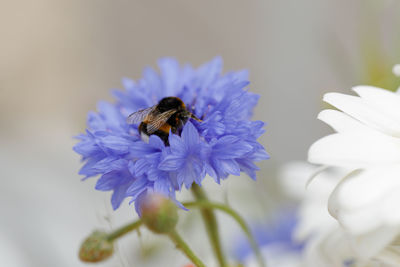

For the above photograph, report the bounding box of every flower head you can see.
[74,57,268,215]
[308,82,400,265]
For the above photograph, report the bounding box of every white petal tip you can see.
[351,85,376,93]
[322,92,342,105]
[322,92,336,101]
[393,64,400,77]
[317,109,338,123]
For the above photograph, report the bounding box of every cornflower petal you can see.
[168,134,186,155]
[111,182,133,210]
[182,121,200,146]
[159,155,184,171]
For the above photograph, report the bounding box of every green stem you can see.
[183,201,266,267]
[168,230,207,267]
[191,184,227,267]
[106,220,143,242]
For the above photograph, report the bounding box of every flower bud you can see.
[141,194,178,234]
[79,231,113,262]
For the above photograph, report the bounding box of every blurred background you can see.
[1,0,400,266]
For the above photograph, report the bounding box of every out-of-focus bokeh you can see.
[1,1,400,266]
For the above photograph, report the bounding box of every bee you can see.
[126,97,201,145]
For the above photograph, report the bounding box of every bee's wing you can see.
[126,106,157,124]
[147,109,177,134]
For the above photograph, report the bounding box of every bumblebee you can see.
[126,97,201,145]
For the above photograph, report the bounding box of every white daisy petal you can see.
[351,226,399,261]
[317,109,369,133]
[326,169,362,220]
[326,161,400,235]
[352,86,400,125]
[382,192,400,226]
[337,203,384,234]
[304,225,352,267]
[334,167,400,210]
[323,92,400,137]
[308,133,400,168]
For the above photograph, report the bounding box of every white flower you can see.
[280,162,354,267]
[308,85,400,265]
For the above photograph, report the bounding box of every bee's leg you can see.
[152,130,170,146]
[159,133,169,146]
[190,113,202,122]
[163,137,170,146]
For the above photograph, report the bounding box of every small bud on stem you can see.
[79,231,113,262]
[141,194,178,234]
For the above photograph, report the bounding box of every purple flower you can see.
[232,210,304,264]
[74,57,269,215]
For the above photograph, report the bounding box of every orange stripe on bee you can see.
[158,123,171,133]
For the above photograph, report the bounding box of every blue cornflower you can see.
[74,57,269,215]
[232,210,304,265]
